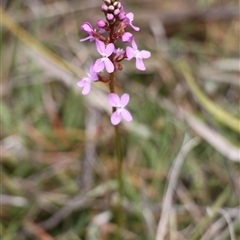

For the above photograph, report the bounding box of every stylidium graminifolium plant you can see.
[77,0,151,125]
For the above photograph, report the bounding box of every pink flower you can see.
[108,93,133,125]
[122,32,133,42]
[94,41,115,73]
[126,39,151,71]
[77,63,98,95]
[80,22,95,42]
[125,12,140,31]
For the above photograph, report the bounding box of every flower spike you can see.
[79,0,151,123]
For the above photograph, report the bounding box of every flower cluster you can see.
[77,0,151,125]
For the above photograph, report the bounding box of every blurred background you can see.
[1,0,240,239]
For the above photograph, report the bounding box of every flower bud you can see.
[97,20,106,28]
[101,4,108,12]
[113,1,119,7]
[108,5,114,11]
[107,13,114,21]
[114,9,120,16]
[117,2,122,9]
[104,0,111,5]
[116,63,123,70]
[118,12,125,20]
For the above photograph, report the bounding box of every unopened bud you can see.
[113,1,118,7]
[118,12,125,20]
[108,5,114,11]
[116,63,123,70]
[101,4,108,12]
[97,20,106,28]
[117,2,122,9]
[107,13,114,21]
[104,0,111,5]
[116,54,125,62]
[114,9,120,16]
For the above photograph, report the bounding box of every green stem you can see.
[108,23,123,239]
[109,73,123,238]
[115,116,123,225]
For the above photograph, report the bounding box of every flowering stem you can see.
[108,72,124,237]
[78,1,151,238]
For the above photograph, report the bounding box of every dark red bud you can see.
[116,63,123,71]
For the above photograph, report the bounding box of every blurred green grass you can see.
[1,0,240,239]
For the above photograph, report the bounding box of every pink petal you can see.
[126,47,135,60]
[94,59,104,72]
[118,12,125,20]
[125,13,140,31]
[108,93,121,107]
[111,111,122,125]
[99,28,105,34]
[105,43,114,57]
[77,79,85,88]
[114,48,124,55]
[140,50,151,59]
[96,40,106,55]
[81,22,92,33]
[136,58,146,71]
[122,32,133,42]
[89,63,98,81]
[130,23,140,31]
[91,72,98,81]
[104,58,114,73]
[121,109,132,122]
[89,62,95,72]
[126,12,134,21]
[82,82,91,95]
[80,36,92,42]
[131,39,138,50]
[120,93,130,107]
